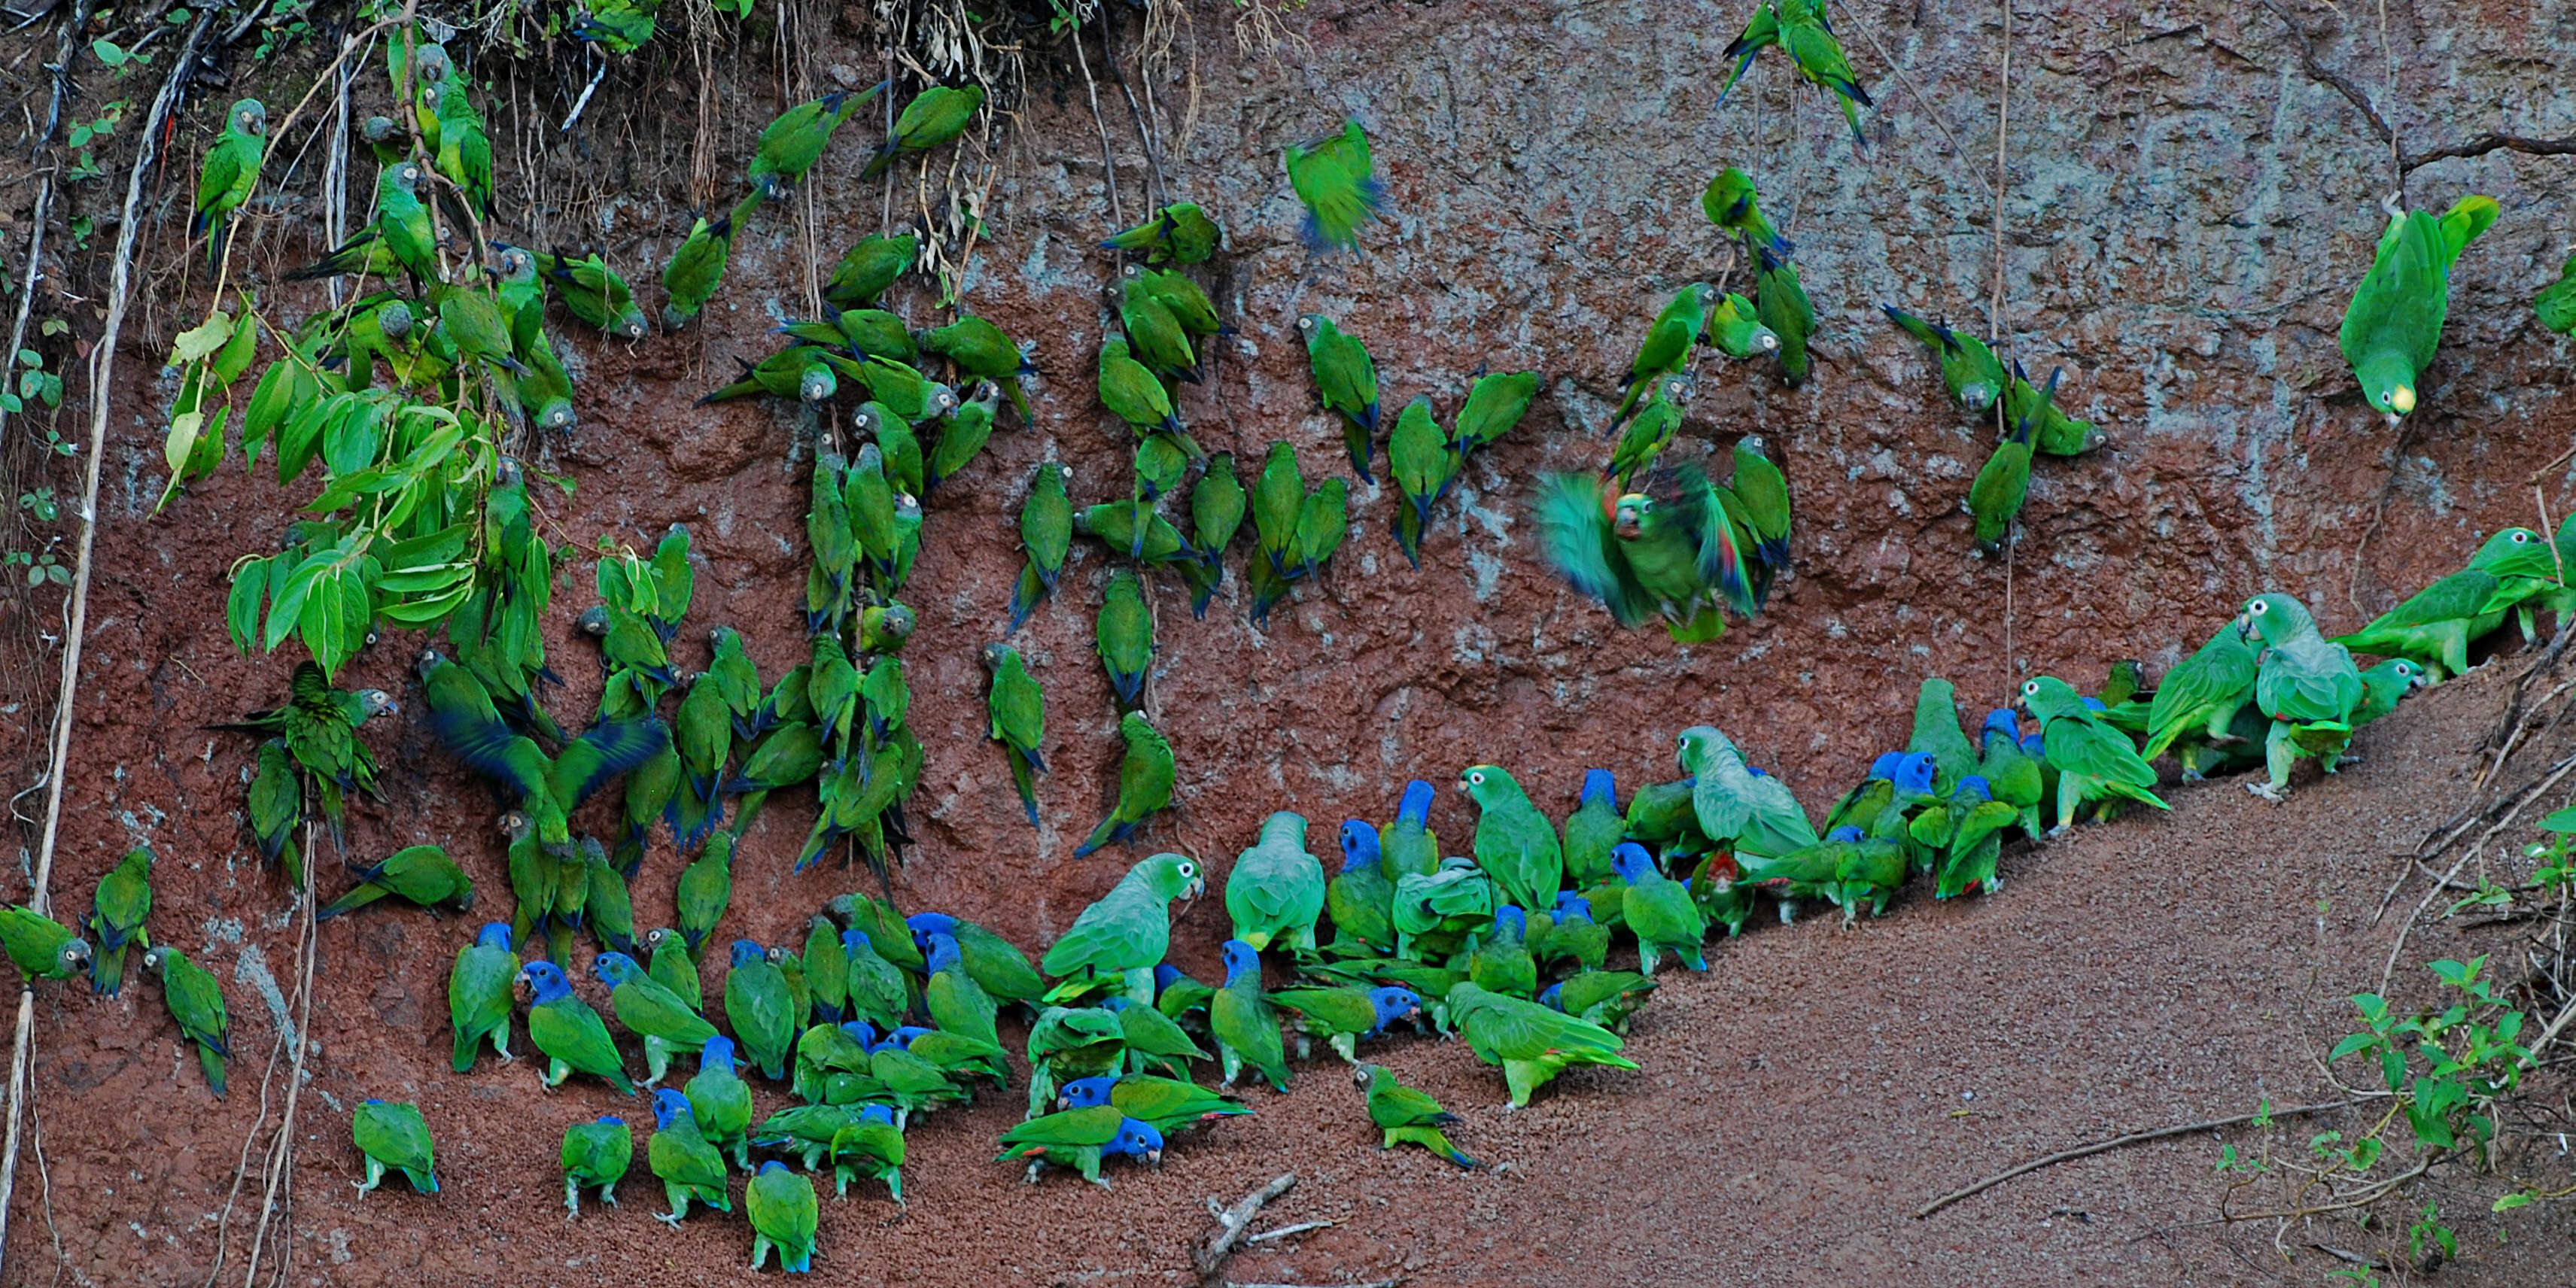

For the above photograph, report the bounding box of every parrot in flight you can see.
[1284,119,1382,251]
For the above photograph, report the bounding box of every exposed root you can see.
[1917,1101,2347,1219]
[1195,1171,1296,1285]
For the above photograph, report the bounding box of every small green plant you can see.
[3,547,71,588]
[19,489,59,523]
[253,0,315,59]
[2331,955,2529,1162]
[65,100,130,184]
[68,216,93,250]
[90,38,151,74]
[2,348,63,415]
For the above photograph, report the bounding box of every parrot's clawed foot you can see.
[2044,824,2072,839]
[2245,782,2287,803]
[1089,1175,1115,1189]
[655,1211,685,1228]
[1022,1162,1044,1185]
[2381,190,2406,220]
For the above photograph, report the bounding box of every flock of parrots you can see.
[36,0,2576,1271]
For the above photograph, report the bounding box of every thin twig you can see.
[0,12,214,1279]
[1245,1220,1334,1244]
[1827,0,1993,201]
[238,853,317,1288]
[1071,16,1124,231]
[1916,1101,2347,1218]
[1196,1172,1296,1284]
[1987,0,2009,345]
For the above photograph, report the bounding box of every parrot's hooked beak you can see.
[1145,1147,1164,1167]
[2232,612,2252,642]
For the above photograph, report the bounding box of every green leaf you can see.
[275,390,339,485]
[2380,1046,2407,1093]
[298,562,372,679]
[381,523,469,571]
[224,557,268,652]
[171,311,233,365]
[2495,1192,2535,1214]
[2538,803,2576,832]
[263,550,333,651]
[303,467,385,515]
[377,580,473,625]
[2329,1033,2377,1062]
[373,561,470,594]
[242,359,309,467]
[321,397,383,477]
[211,305,260,386]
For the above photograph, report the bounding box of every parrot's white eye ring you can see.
[2021,680,2039,696]
[2251,601,2269,615]
[1467,770,1486,785]
[1178,861,1197,879]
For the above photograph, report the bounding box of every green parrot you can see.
[685,1034,755,1169]
[698,345,840,406]
[1452,369,1540,460]
[915,314,1033,415]
[1114,277,1201,385]
[1718,0,1872,149]
[1446,981,1638,1109]
[1269,983,1419,1063]
[317,844,473,920]
[1095,569,1154,712]
[2019,676,2168,828]
[1608,375,1690,487]
[570,1,657,53]
[724,940,797,1081]
[1753,243,1814,385]
[2538,253,2576,335]
[141,946,229,1095]
[1537,892,1613,972]
[519,959,634,1094]
[1182,454,1248,618]
[826,231,917,307]
[419,649,668,853]
[192,99,267,264]
[747,1162,820,1271]
[1606,843,1705,973]
[826,1107,906,1201]
[862,84,984,179]
[648,1089,732,1224]
[1677,725,1817,857]
[449,922,519,1072]
[837,928,909,1033]
[1392,858,1498,962]
[978,643,1048,829]
[2243,592,2366,800]
[87,846,153,997]
[911,913,1045,1005]
[1736,827,1908,925]
[560,1116,632,1216]
[1132,266,1225,340]
[1905,679,1979,797]
[1610,284,1711,427]
[1284,117,1382,251]
[1559,770,1624,887]
[1297,314,1381,484]
[642,928,704,1015]
[0,906,90,983]
[1246,440,1307,628]
[1327,822,1397,957]
[1098,201,1224,265]
[744,86,880,202]
[596,952,719,1086]
[582,842,638,956]
[675,831,734,956]
[1211,940,1291,1092]
[1458,765,1563,912]
[2331,527,2541,681]
[2002,364,2106,457]
[996,1105,1165,1186]
[287,162,436,283]
[2341,193,2500,421]
[660,212,734,331]
[1010,462,1074,633]
[418,68,494,219]
[1723,436,1794,605]
[2354,658,2430,730]
[1227,813,1328,953]
[1704,291,1782,361]
[2141,619,2261,776]
[205,660,396,848]
[1881,304,2006,414]
[1465,907,1539,998]
[491,248,577,431]
[429,278,529,378]
[1098,335,1188,442]
[1533,464,1759,642]
[1041,853,1205,1004]
[1381,780,1440,881]
[1026,1006,1130,1115]
[1354,1062,1477,1167]
[1294,477,1351,582]
[784,310,914,363]
[534,250,650,340]
[1544,969,1657,1032]
[1702,166,1788,254]
[924,381,1004,494]
[1075,712,1175,857]
[351,1100,438,1195]
[1967,366,2047,552]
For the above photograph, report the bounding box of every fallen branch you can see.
[1915,1101,2347,1219]
[0,10,213,1280]
[1245,1220,1334,1244]
[1195,1171,1295,1284]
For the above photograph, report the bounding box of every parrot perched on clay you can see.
[1073,712,1175,858]
[2331,527,2541,682]
[0,907,90,983]
[648,1088,732,1224]
[862,84,983,180]
[2019,676,2168,828]
[1610,284,1710,427]
[1327,822,1397,957]
[595,951,719,1086]
[1882,304,2006,414]
[519,958,634,1094]
[1608,843,1705,973]
[743,87,881,205]
[1297,314,1381,485]
[980,643,1048,828]
[2141,620,2262,778]
[826,231,917,308]
[448,922,520,1073]
[996,1107,1165,1186]
[141,946,230,1095]
[1227,813,1328,953]
[561,1116,632,1215]
[1446,980,1638,1109]
[2341,193,2500,422]
[318,844,473,920]
[1676,726,1816,858]
[1209,939,1291,1092]
[747,1162,820,1272]
[1094,570,1154,712]
[1041,852,1204,1004]
[1099,201,1224,265]
[1459,766,1563,913]
[2243,592,2367,800]
[351,1100,438,1195]
[1355,1062,1477,1167]
[1389,395,1452,569]
[1381,779,1440,881]
[86,846,154,998]
[1717,0,1872,150]
[1009,463,1073,633]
